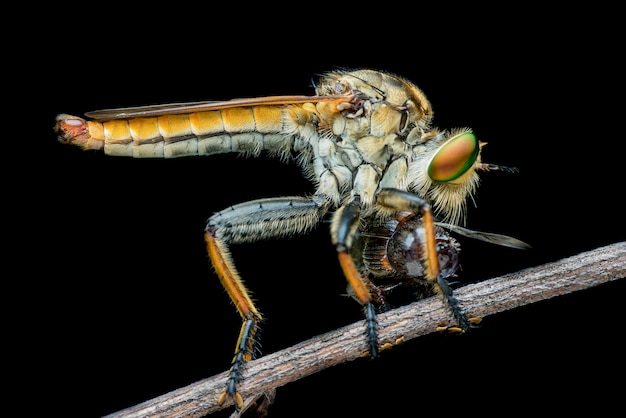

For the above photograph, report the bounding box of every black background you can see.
[21,4,625,417]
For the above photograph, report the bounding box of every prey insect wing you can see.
[436,222,532,250]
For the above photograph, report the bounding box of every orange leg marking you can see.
[337,251,371,305]
[205,230,260,411]
[421,210,440,281]
[205,231,258,319]
[337,250,379,357]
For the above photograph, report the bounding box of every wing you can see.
[436,222,532,250]
[84,94,353,121]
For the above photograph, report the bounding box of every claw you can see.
[219,390,245,411]
[379,336,405,352]
[437,317,481,333]
[233,393,244,411]
[468,316,482,325]
[228,391,276,418]
[445,326,465,334]
[380,342,394,351]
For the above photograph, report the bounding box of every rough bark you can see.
[104,241,626,418]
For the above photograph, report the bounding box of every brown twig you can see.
[104,241,626,418]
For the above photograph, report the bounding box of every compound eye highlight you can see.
[428,132,479,182]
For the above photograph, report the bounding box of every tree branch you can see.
[104,241,626,418]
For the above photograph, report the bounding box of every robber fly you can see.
[55,68,529,411]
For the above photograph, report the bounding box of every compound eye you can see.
[428,132,479,182]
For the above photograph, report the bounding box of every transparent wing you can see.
[84,94,353,121]
[436,222,531,249]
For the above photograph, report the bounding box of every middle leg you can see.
[330,196,381,358]
[376,188,474,332]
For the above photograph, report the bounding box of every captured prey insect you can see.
[54,68,529,412]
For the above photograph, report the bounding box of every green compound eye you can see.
[428,132,479,182]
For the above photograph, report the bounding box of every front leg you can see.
[205,196,328,410]
[376,188,473,332]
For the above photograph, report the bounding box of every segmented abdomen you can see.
[106,106,288,158]
[58,105,304,159]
